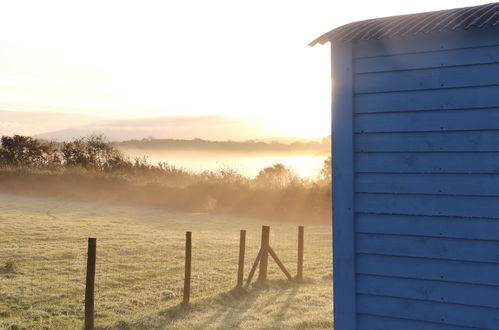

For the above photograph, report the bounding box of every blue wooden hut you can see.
[311,3,499,329]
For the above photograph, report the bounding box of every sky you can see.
[0,0,492,139]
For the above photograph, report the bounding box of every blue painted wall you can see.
[332,26,499,329]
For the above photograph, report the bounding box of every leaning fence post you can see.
[85,238,96,330]
[258,226,270,282]
[183,231,192,305]
[237,230,246,287]
[297,226,304,281]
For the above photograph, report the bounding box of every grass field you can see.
[0,193,333,329]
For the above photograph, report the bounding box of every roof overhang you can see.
[310,2,499,46]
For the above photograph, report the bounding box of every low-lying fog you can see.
[119,148,327,179]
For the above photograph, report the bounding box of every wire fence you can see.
[0,225,332,329]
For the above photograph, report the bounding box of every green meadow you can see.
[0,193,333,329]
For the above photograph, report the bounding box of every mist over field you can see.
[117,137,330,178]
[0,134,332,224]
[119,149,326,178]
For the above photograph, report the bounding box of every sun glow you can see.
[0,1,336,140]
[0,0,483,139]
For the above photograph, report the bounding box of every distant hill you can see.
[0,110,95,136]
[2,110,329,144]
[35,115,281,142]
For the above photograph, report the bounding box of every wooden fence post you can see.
[237,230,246,287]
[258,226,270,282]
[297,226,304,280]
[183,231,192,305]
[85,238,96,330]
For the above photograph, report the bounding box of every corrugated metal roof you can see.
[310,2,499,46]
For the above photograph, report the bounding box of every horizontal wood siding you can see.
[356,213,499,240]
[354,45,499,74]
[354,108,499,133]
[355,152,499,173]
[357,295,499,329]
[356,85,499,113]
[356,173,499,196]
[356,233,499,263]
[356,254,499,287]
[355,131,499,152]
[356,193,499,219]
[355,62,499,94]
[352,26,499,327]
[357,274,499,309]
[358,314,477,330]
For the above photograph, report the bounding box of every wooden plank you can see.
[358,314,477,330]
[355,62,499,94]
[357,274,499,309]
[355,152,499,174]
[354,45,499,74]
[355,85,499,113]
[356,254,499,286]
[356,193,499,219]
[357,294,499,329]
[354,26,499,58]
[354,108,499,133]
[356,233,499,264]
[331,41,356,330]
[355,131,499,153]
[356,213,499,241]
[355,173,499,196]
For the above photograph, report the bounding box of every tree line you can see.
[0,134,331,183]
[0,135,135,171]
[0,134,331,223]
[117,136,331,154]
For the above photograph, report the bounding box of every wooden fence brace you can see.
[246,225,293,286]
[297,226,304,281]
[245,247,264,287]
[268,246,292,280]
[183,231,192,305]
[85,238,96,330]
[258,225,270,282]
[237,230,246,287]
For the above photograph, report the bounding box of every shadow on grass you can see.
[206,279,304,329]
[113,279,313,329]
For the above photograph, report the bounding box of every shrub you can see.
[0,135,61,168]
[255,163,297,188]
[319,156,331,183]
[61,135,131,170]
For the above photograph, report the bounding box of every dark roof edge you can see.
[309,29,339,46]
